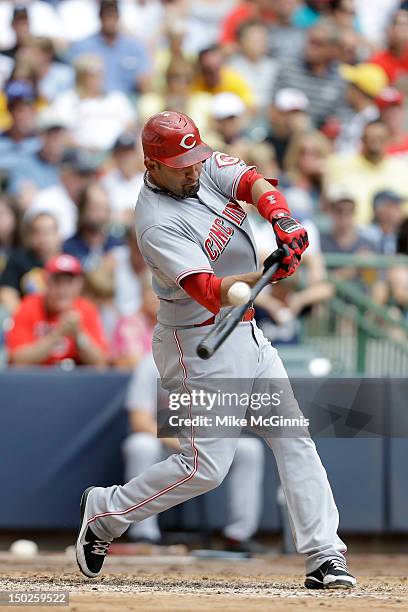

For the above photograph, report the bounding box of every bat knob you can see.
[196,342,213,360]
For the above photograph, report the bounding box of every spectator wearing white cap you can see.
[264,88,311,170]
[228,20,279,110]
[207,92,250,151]
[335,63,388,153]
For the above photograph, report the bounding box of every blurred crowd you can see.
[0,0,408,367]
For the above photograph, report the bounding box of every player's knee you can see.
[122,432,161,460]
[196,463,229,491]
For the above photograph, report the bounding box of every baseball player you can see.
[76,111,356,590]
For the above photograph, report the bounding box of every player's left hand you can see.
[263,248,301,282]
[271,213,309,256]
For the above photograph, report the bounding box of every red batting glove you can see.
[271,212,309,257]
[263,249,301,282]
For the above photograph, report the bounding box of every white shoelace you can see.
[329,559,348,572]
[92,540,110,556]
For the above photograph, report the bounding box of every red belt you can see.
[193,307,255,327]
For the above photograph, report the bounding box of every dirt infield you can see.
[0,552,407,611]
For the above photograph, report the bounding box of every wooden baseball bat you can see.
[196,246,288,360]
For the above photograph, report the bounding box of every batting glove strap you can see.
[271,213,309,256]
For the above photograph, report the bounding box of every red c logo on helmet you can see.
[180,133,197,149]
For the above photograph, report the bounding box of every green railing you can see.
[301,254,408,375]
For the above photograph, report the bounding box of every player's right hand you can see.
[263,248,301,282]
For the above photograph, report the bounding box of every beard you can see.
[179,181,200,199]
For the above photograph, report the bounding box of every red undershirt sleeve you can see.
[180,272,223,315]
[235,167,279,204]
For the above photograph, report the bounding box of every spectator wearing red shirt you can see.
[370,10,408,83]
[7,254,108,367]
[219,0,276,53]
[376,86,408,158]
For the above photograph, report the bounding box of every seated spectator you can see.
[184,0,237,55]
[228,20,279,111]
[8,108,68,205]
[330,0,362,33]
[376,87,408,158]
[111,279,158,369]
[191,45,254,109]
[335,63,387,152]
[101,133,144,225]
[370,9,408,84]
[267,0,307,61]
[283,129,331,213]
[273,20,346,127]
[0,1,62,54]
[325,120,408,225]
[265,88,311,170]
[337,27,362,65]
[219,0,276,54]
[68,0,151,95]
[373,217,408,320]
[0,81,40,176]
[29,149,100,239]
[0,196,19,276]
[123,352,266,552]
[50,54,136,152]
[138,57,212,132]
[1,5,31,61]
[6,253,107,367]
[63,181,122,271]
[111,226,147,317]
[206,93,250,150]
[82,264,117,351]
[0,210,61,313]
[26,37,75,104]
[365,190,405,254]
[320,186,376,283]
[255,271,334,345]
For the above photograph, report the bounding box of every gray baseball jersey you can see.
[135,152,260,326]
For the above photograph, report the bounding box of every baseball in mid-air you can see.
[9,539,38,557]
[227,281,251,306]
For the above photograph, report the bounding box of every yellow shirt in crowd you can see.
[325,153,408,225]
[191,66,254,109]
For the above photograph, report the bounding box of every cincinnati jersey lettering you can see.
[204,218,234,261]
[222,201,247,226]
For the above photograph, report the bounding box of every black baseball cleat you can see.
[76,486,112,578]
[305,558,356,589]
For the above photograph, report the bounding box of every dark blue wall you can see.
[0,371,406,533]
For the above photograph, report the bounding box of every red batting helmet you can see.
[142,111,212,169]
